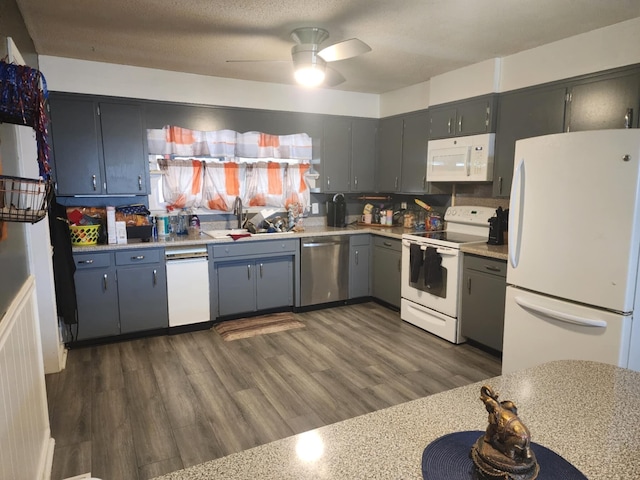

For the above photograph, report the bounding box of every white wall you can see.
[379,81,430,118]
[428,58,502,107]
[500,17,640,93]
[39,56,380,118]
[381,17,640,116]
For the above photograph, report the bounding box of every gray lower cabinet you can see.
[349,235,371,298]
[372,236,401,308]
[73,248,168,341]
[460,254,506,351]
[213,239,296,317]
[74,253,119,340]
[115,250,169,334]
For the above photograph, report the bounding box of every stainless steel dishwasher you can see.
[300,235,349,306]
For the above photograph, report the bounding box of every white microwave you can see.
[427,133,495,182]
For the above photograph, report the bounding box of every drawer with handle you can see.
[115,248,162,266]
[73,252,112,269]
[464,253,506,277]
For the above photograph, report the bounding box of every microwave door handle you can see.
[465,151,471,177]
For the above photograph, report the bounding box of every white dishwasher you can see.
[165,246,210,327]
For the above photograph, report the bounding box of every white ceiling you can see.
[15,0,640,94]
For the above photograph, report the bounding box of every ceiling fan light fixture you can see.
[294,65,326,87]
[292,44,326,87]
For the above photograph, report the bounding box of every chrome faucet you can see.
[233,196,243,229]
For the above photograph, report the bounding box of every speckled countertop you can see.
[460,242,509,261]
[71,223,408,253]
[153,360,640,480]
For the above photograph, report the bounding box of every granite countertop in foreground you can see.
[460,242,509,261]
[153,360,640,480]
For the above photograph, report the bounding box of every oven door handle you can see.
[402,240,458,256]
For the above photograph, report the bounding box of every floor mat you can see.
[214,312,305,341]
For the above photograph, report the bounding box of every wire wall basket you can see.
[0,175,52,224]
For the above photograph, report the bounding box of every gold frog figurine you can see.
[471,386,539,480]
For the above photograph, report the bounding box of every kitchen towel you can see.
[409,243,423,283]
[424,247,443,289]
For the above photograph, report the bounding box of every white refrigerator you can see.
[502,130,640,374]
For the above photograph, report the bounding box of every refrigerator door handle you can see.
[514,296,607,328]
[509,158,525,268]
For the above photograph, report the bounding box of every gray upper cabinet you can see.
[49,95,104,195]
[321,116,377,193]
[99,102,148,195]
[565,69,640,132]
[322,116,351,193]
[429,95,497,139]
[49,94,148,196]
[350,118,377,193]
[400,111,429,193]
[493,85,567,197]
[376,116,403,192]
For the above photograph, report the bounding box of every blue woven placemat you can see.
[422,431,587,479]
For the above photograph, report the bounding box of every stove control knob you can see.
[449,209,457,216]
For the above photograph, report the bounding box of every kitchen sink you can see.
[203,229,295,238]
[202,229,249,238]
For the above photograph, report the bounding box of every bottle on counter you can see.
[189,212,201,236]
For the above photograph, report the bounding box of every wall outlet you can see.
[311,203,319,214]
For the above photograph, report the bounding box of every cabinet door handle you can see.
[260,263,263,278]
[458,116,463,132]
[92,174,97,190]
[394,177,398,189]
[138,175,143,190]
[383,241,392,247]
[485,265,501,272]
[78,259,94,264]
[467,277,472,294]
[247,264,251,279]
[153,269,157,286]
[131,255,145,260]
[103,273,108,291]
[327,176,330,189]
[625,108,634,129]
[355,250,359,265]
[447,118,452,134]
[354,176,358,188]
[498,176,503,195]
[422,176,426,189]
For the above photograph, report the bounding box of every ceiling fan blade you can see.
[318,38,371,62]
[324,67,346,87]
[226,59,291,63]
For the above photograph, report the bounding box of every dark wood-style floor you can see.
[45,302,501,480]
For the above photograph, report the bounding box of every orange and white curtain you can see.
[157,158,203,209]
[148,126,312,161]
[158,159,310,212]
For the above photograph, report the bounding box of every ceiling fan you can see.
[227,27,371,87]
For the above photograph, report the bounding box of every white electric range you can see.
[401,206,495,343]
